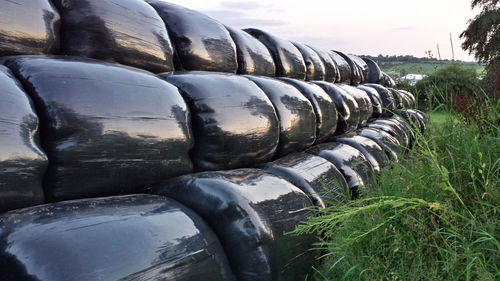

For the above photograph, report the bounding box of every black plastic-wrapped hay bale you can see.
[307,142,374,198]
[388,88,406,109]
[0,0,60,57]
[260,152,349,208]
[384,116,417,146]
[245,76,316,156]
[291,42,325,81]
[0,66,47,213]
[381,72,396,87]
[5,56,193,202]
[333,51,362,85]
[279,78,338,143]
[245,28,306,79]
[51,0,174,73]
[367,122,408,150]
[0,195,236,281]
[327,51,351,83]
[396,109,427,134]
[313,81,360,134]
[161,72,279,171]
[308,46,339,82]
[371,119,411,148]
[348,55,369,84]
[358,85,383,118]
[362,57,383,83]
[398,90,416,108]
[332,134,390,172]
[364,83,396,116]
[153,168,317,281]
[145,1,237,73]
[225,26,275,76]
[357,127,401,162]
[337,84,373,127]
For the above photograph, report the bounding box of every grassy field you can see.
[295,106,500,280]
[380,61,485,77]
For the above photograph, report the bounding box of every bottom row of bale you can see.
[0,110,427,281]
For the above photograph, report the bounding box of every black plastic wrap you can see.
[398,90,416,108]
[0,195,236,281]
[357,127,401,161]
[358,85,383,118]
[337,84,373,126]
[367,123,408,150]
[146,1,237,73]
[245,76,316,156]
[291,42,325,81]
[333,134,390,172]
[307,142,374,197]
[0,0,60,57]
[313,81,360,134]
[153,168,317,281]
[371,119,410,148]
[381,72,396,87]
[308,46,338,82]
[362,57,383,83]
[0,66,46,213]
[279,78,337,143]
[327,51,351,83]
[260,152,349,207]
[384,116,417,145]
[51,0,174,73]
[333,51,362,85]
[161,72,279,171]
[396,109,427,134]
[4,56,193,202]
[348,55,369,84]
[388,88,406,109]
[364,84,396,116]
[245,28,306,79]
[225,26,275,76]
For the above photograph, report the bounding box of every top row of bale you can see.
[0,0,394,86]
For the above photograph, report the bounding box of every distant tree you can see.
[460,0,499,63]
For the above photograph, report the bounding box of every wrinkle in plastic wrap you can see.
[291,42,325,81]
[0,195,236,281]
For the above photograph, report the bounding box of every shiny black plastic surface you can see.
[245,76,316,156]
[154,168,317,281]
[327,51,351,83]
[348,55,369,84]
[0,66,46,213]
[5,56,193,201]
[307,142,374,197]
[279,78,337,143]
[358,85,383,118]
[245,28,306,79]
[384,116,416,146]
[389,88,405,109]
[337,84,373,126]
[362,57,383,83]
[51,0,174,73]
[398,90,416,108]
[333,51,362,85]
[372,119,410,148]
[313,81,360,134]
[396,109,427,134]
[292,42,325,81]
[226,26,275,76]
[162,72,279,171]
[357,127,401,161]
[367,123,407,150]
[333,134,389,172]
[146,1,237,73]
[260,153,349,207]
[381,72,396,87]
[364,84,396,116]
[0,195,236,281]
[308,46,339,82]
[0,0,60,57]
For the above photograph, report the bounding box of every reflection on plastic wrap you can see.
[357,127,401,162]
[0,66,46,213]
[337,84,373,126]
[358,85,383,118]
[5,56,193,202]
[0,195,236,281]
[333,134,390,172]
[291,42,325,81]
[364,84,396,116]
[154,168,317,281]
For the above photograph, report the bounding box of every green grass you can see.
[295,104,500,280]
[381,61,485,77]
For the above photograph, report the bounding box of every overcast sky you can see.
[162,0,480,61]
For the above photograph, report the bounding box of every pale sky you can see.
[161,0,480,62]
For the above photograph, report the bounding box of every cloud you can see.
[389,27,416,32]
[201,9,287,28]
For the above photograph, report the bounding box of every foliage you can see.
[460,0,500,63]
[295,99,500,280]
